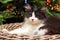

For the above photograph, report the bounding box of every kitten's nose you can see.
[32,19,34,21]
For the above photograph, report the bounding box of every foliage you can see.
[0,0,12,4]
[0,14,4,24]
[47,0,60,17]
[33,0,46,7]
[0,11,15,24]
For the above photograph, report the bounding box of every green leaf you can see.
[0,15,3,18]
[0,0,12,4]
[46,8,53,16]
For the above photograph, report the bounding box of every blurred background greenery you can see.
[0,0,60,24]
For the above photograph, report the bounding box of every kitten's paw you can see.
[2,29,9,33]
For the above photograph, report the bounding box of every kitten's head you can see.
[24,5,47,25]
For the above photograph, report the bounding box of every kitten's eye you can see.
[29,12,32,14]
[25,11,32,18]
[35,11,46,19]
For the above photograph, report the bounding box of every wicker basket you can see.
[0,23,60,40]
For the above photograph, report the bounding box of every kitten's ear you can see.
[23,4,33,12]
[38,6,46,13]
[38,6,47,18]
[40,6,46,11]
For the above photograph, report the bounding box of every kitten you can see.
[8,6,47,36]
[3,5,60,36]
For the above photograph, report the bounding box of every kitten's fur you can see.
[3,5,60,36]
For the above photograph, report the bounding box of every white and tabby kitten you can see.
[6,6,47,36]
[2,5,60,36]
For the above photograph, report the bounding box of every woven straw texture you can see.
[0,23,60,40]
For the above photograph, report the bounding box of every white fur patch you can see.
[9,23,36,35]
[9,22,45,36]
[36,29,47,36]
[29,12,38,22]
[32,24,47,36]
